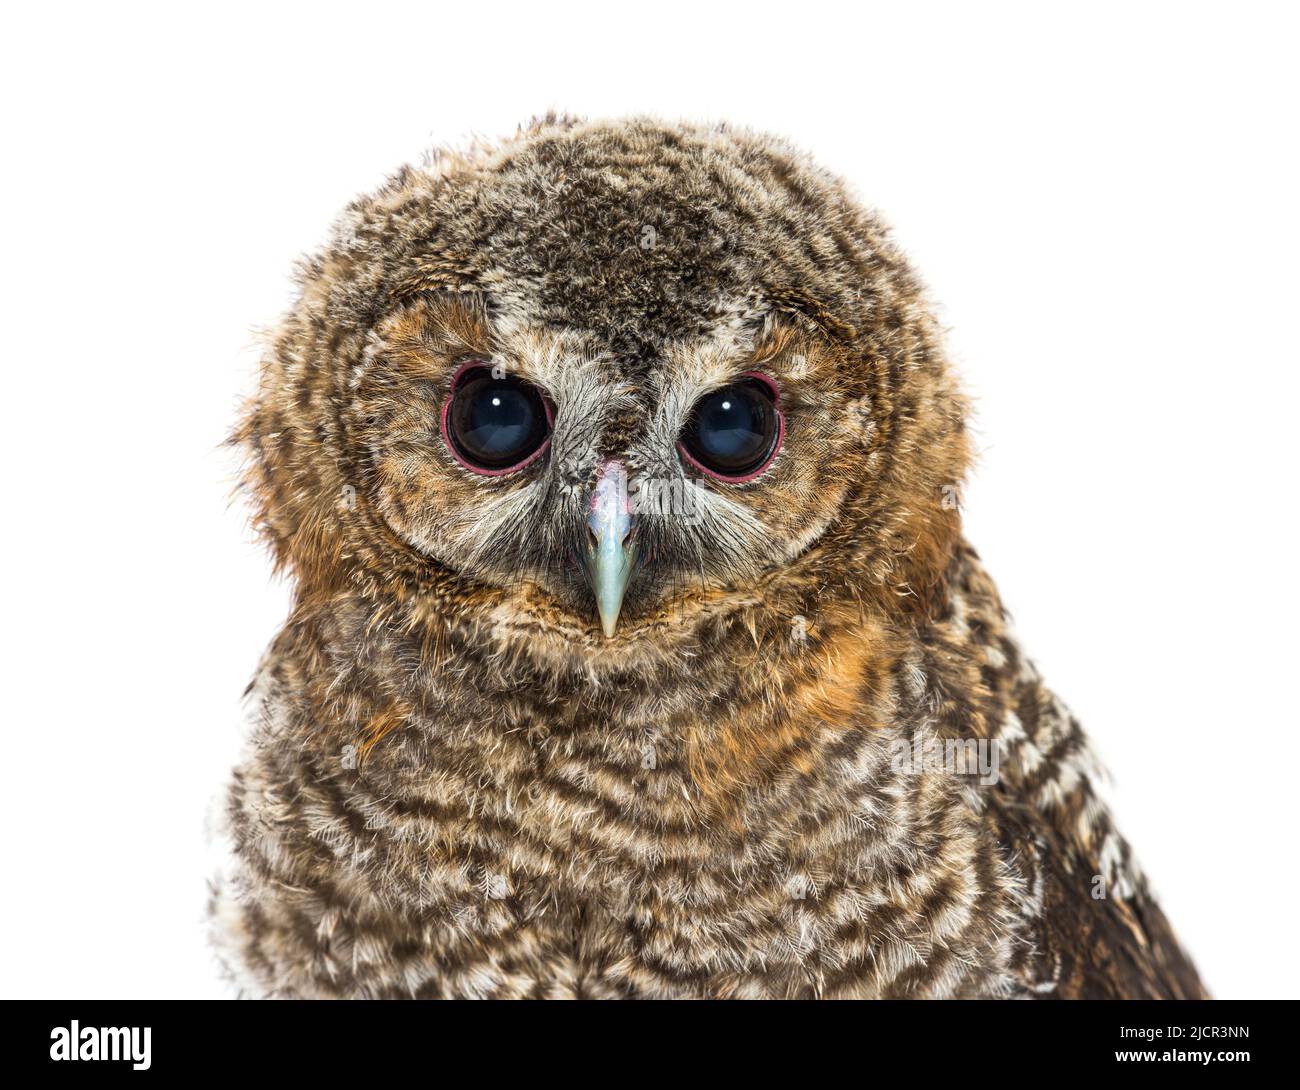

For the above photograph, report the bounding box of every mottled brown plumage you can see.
[211,116,1205,998]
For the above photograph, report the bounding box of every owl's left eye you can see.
[678,373,784,482]
[441,364,552,475]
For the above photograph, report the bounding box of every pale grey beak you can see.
[582,460,638,638]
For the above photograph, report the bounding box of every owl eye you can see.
[441,364,552,475]
[678,373,783,482]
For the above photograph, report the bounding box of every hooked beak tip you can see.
[587,542,635,639]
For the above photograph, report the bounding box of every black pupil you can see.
[683,379,778,476]
[449,370,549,470]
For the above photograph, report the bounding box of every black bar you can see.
[2,999,1289,1077]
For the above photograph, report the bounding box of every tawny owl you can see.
[211,116,1206,999]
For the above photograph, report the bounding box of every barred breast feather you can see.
[211,545,1204,999]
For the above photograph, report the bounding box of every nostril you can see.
[586,525,599,551]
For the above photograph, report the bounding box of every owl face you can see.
[352,293,859,637]
[239,118,970,665]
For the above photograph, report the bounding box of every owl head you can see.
[236,117,970,674]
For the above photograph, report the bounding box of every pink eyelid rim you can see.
[440,361,553,477]
[677,371,785,483]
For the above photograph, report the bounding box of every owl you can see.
[211,116,1206,999]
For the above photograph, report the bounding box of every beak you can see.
[581,460,638,638]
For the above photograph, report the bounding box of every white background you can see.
[2,1,1295,999]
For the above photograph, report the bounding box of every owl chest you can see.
[342,720,1016,998]
[374,780,866,997]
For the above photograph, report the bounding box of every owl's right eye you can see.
[441,364,552,475]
